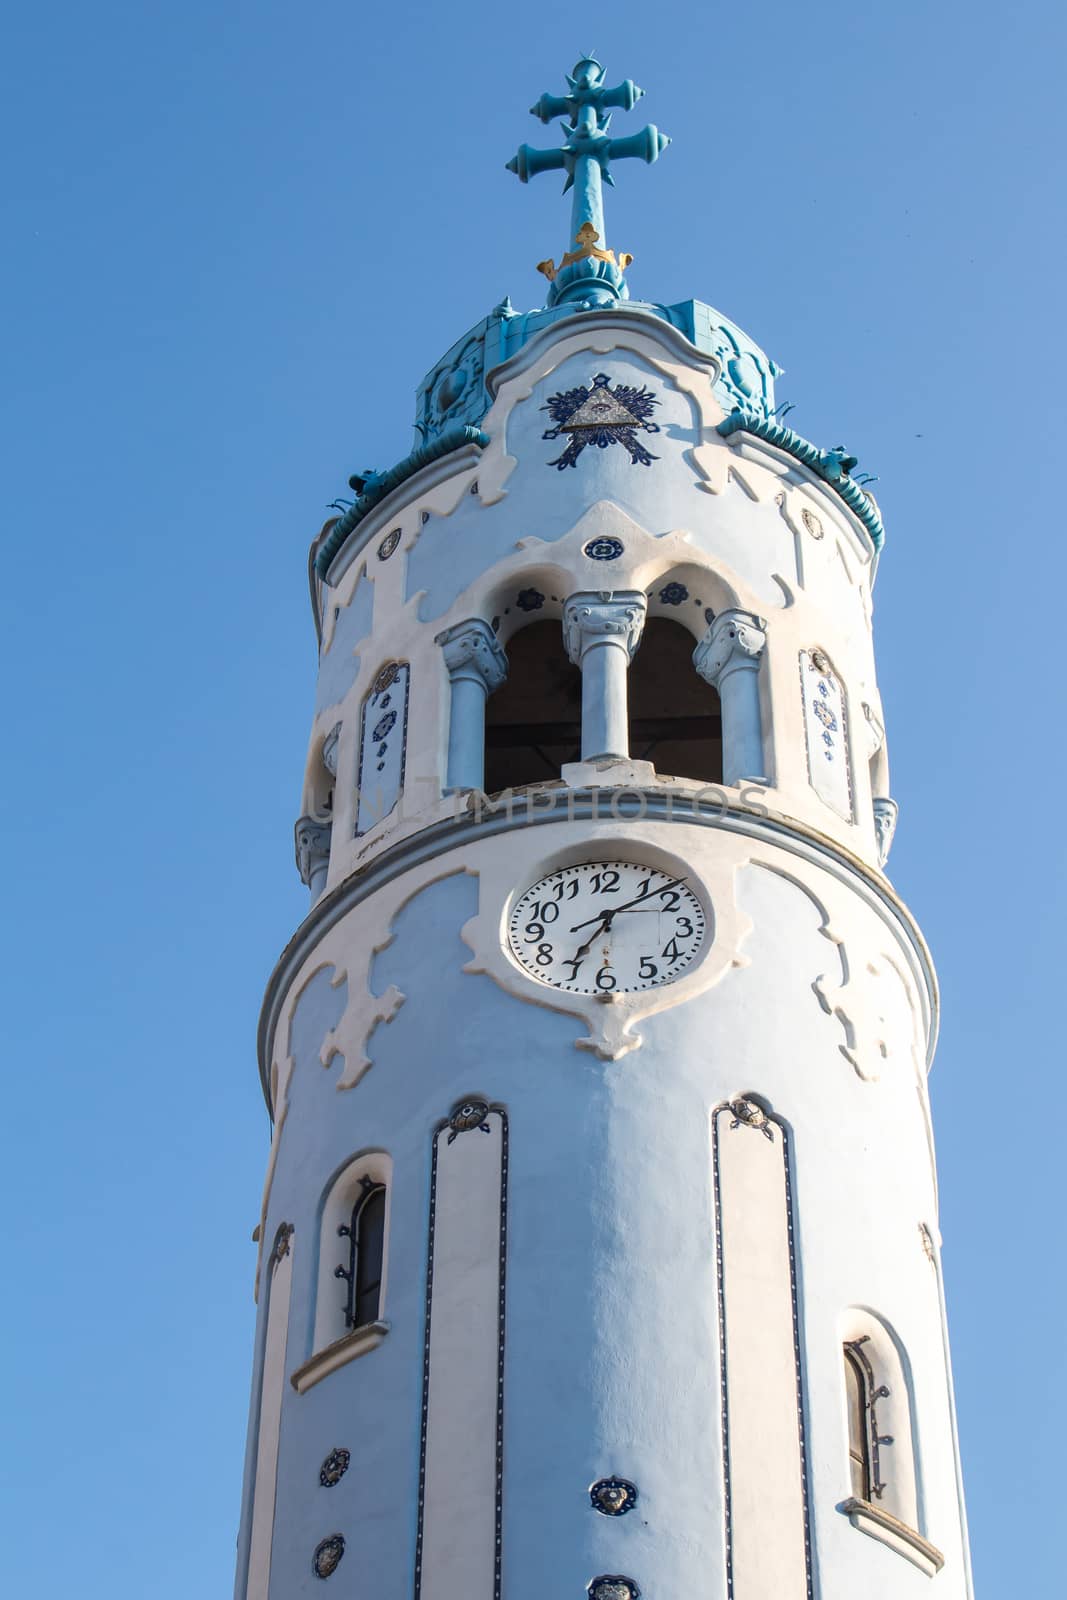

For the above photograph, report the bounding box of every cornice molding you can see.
[317,427,490,581]
[483,304,722,399]
[717,410,885,553]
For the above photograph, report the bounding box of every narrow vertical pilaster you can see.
[416,1102,508,1600]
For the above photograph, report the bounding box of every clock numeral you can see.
[535,942,555,967]
[562,956,585,983]
[524,921,544,942]
[661,937,684,963]
[638,956,658,980]
[538,901,560,924]
[676,916,694,938]
[658,890,680,911]
[595,964,617,991]
[589,870,620,894]
[636,875,654,897]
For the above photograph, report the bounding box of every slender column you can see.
[294,816,331,901]
[563,590,647,761]
[436,619,508,791]
[693,610,767,785]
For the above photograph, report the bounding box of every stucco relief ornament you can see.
[268,1221,294,1267]
[543,373,660,469]
[872,796,899,867]
[377,527,401,560]
[447,1098,492,1143]
[319,1448,350,1487]
[313,1535,345,1578]
[729,1097,774,1140]
[589,1578,640,1600]
[321,722,341,777]
[590,1477,638,1516]
[294,816,332,888]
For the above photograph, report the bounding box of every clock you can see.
[507,860,707,994]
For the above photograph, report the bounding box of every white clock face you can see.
[507,861,707,994]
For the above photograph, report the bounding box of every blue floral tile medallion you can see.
[516,588,545,612]
[658,581,688,605]
[543,373,660,469]
[584,537,625,562]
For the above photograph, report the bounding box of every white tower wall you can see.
[236,303,971,1599]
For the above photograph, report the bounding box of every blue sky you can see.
[2,2,1063,1592]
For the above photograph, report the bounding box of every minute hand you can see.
[569,877,688,933]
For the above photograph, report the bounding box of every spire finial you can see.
[506,57,671,307]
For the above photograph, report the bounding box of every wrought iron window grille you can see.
[335,1177,386,1331]
[844,1335,893,1500]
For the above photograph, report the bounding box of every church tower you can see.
[235,60,973,1600]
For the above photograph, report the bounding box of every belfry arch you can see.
[628,615,722,783]
[485,617,581,792]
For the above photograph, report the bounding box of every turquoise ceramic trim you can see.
[414,298,779,447]
[315,426,490,579]
[716,410,885,552]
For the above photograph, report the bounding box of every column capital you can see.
[693,609,767,687]
[873,796,899,867]
[294,815,332,889]
[563,590,647,665]
[436,618,508,693]
[321,721,341,776]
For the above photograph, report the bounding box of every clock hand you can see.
[569,876,688,933]
[568,917,612,963]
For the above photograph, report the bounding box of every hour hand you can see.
[569,916,611,961]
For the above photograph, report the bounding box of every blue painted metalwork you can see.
[315,425,490,579]
[506,57,670,307]
[716,410,885,552]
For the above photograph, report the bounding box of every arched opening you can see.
[313,1153,392,1356]
[628,617,722,782]
[485,620,581,792]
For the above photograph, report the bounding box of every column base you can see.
[561,757,658,787]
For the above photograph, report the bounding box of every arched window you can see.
[485,619,581,791]
[336,1178,386,1330]
[840,1314,944,1575]
[290,1153,392,1394]
[628,616,722,783]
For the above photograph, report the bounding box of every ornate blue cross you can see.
[506,56,670,307]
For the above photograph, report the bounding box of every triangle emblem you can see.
[563,389,642,430]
